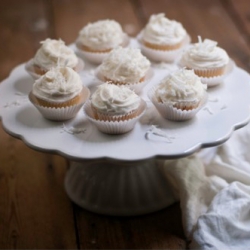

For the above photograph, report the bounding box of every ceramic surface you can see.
[0,39,250,161]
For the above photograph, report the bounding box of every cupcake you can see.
[84,83,146,134]
[26,38,83,79]
[139,13,189,62]
[97,46,151,93]
[148,68,207,121]
[180,36,230,86]
[29,66,90,121]
[76,19,129,64]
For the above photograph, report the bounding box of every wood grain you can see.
[51,0,142,44]
[1,0,250,249]
[0,0,77,248]
[74,203,185,249]
[0,0,51,80]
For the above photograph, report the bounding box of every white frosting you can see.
[91,83,141,115]
[99,47,150,83]
[34,39,78,71]
[142,13,187,45]
[155,68,207,105]
[78,20,124,50]
[32,67,83,103]
[181,37,229,69]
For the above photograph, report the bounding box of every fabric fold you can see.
[163,123,250,249]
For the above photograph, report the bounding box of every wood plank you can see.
[228,0,250,44]
[138,0,250,71]
[51,0,143,44]
[2,0,248,249]
[0,0,78,248]
[0,126,77,248]
[0,0,52,80]
[74,203,185,249]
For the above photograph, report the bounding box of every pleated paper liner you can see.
[25,57,84,80]
[84,99,147,134]
[29,86,90,121]
[178,59,235,87]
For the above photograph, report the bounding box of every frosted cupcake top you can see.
[32,67,83,103]
[33,39,78,71]
[181,37,229,69]
[77,20,124,51]
[91,83,141,115]
[155,68,207,105]
[142,13,187,45]
[99,47,150,84]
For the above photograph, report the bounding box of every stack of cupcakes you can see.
[26,14,234,134]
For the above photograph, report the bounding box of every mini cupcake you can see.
[76,19,129,64]
[26,38,83,79]
[84,83,146,134]
[139,13,189,62]
[97,46,151,93]
[148,68,207,121]
[180,36,230,86]
[29,66,90,121]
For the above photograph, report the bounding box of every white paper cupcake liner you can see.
[32,102,85,121]
[138,34,191,63]
[25,58,85,80]
[29,87,90,121]
[148,86,207,121]
[178,59,235,87]
[75,34,130,65]
[84,99,147,134]
[95,67,154,94]
[199,59,235,87]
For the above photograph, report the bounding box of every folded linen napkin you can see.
[163,123,250,249]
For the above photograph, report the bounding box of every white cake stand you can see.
[1,41,250,215]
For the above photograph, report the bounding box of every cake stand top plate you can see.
[1,42,250,161]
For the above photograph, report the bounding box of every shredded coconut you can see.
[203,106,214,114]
[4,98,28,108]
[220,104,227,110]
[145,125,175,143]
[60,123,86,134]
[152,62,178,71]
[208,96,219,102]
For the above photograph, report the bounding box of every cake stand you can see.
[1,42,250,216]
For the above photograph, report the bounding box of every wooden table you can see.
[0,0,250,249]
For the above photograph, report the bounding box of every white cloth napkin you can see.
[163,123,250,249]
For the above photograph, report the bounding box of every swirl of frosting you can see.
[155,68,207,105]
[99,47,150,84]
[142,13,187,45]
[32,67,83,102]
[91,83,141,115]
[181,37,229,69]
[78,20,124,50]
[33,39,78,71]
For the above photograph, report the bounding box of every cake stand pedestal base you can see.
[65,159,176,216]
